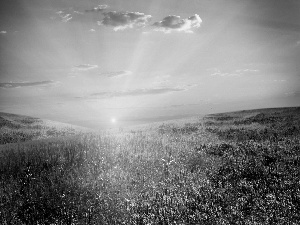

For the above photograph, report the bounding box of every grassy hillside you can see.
[0,112,91,145]
[0,107,299,224]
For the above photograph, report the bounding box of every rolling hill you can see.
[0,112,92,145]
[0,106,299,224]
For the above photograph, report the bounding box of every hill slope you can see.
[0,106,299,224]
[0,112,92,145]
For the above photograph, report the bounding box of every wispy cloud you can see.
[85,5,108,13]
[53,9,85,22]
[99,11,152,31]
[153,74,171,86]
[0,81,55,89]
[211,72,239,77]
[0,31,7,34]
[209,68,239,77]
[284,91,300,97]
[99,71,132,78]
[208,68,259,77]
[55,10,73,22]
[89,87,186,98]
[153,14,202,33]
[235,69,259,73]
[73,64,98,71]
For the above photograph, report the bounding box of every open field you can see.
[0,112,92,145]
[0,107,300,224]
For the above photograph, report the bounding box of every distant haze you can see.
[0,0,299,129]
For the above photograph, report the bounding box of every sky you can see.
[0,0,299,129]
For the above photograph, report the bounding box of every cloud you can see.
[99,71,132,77]
[74,11,84,15]
[284,91,300,97]
[235,69,259,73]
[153,14,202,33]
[0,31,7,34]
[0,81,55,89]
[99,11,152,31]
[56,10,73,22]
[273,79,286,82]
[153,74,171,86]
[53,6,107,23]
[210,72,239,77]
[54,9,85,22]
[85,5,108,13]
[209,68,239,77]
[90,87,186,98]
[208,68,259,77]
[73,64,98,71]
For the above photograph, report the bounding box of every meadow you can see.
[0,112,89,145]
[0,107,299,224]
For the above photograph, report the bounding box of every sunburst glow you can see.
[0,0,299,129]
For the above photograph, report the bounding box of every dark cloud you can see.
[0,81,55,89]
[90,87,185,98]
[85,5,108,13]
[73,64,98,71]
[99,71,131,77]
[99,11,152,31]
[153,14,202,33]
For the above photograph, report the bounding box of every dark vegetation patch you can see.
[200,107,300,224]
[197,143,234,157]
[0,130,42,144]
[204,107,300,142]
[0,112,80,145]
[205,126,299,142]
[206,115,237,121]
[158,122,201,135]
[0,127,78,145]
[233,113,284,125]
[204,139,300,224]
[0,116,21,129]
[17,117,40,125]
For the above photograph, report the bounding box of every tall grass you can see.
[1,121,219,224]
[1,108,300,224]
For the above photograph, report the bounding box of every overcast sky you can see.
[0,0,299,128]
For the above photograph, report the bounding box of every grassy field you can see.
[0,112,91,145]
[0,107,299,224]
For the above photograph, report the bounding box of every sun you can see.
[111,117,117,123]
